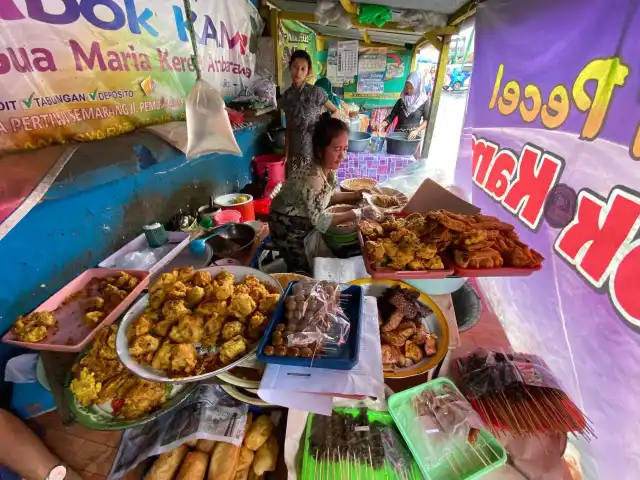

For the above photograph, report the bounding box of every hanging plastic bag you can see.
[315,0,352,29]
[185,79,242,158]
[397,10,447,31]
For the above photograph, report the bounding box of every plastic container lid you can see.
[388,378,507,480]
[214,209,242,225]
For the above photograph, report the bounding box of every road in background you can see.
[426,89,469,184]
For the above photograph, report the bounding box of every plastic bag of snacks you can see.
[282,280,350,357]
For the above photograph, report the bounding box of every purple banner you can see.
[455,1,640,477]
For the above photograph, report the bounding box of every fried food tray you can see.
[256,281,364,370]
[357,230,455,279]
[359,211,543,279]
[2,268,149,352]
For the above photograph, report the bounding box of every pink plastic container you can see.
[253,154,285,186]
[2,268,149,352]
[214,209,242,225]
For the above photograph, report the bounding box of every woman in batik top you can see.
[269,118,376,273]
[278,50,340,176]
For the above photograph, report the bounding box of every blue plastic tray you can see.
[256,281,363,370]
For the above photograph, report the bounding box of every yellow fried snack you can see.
[258,294,280,315]
[215,271,235,286]
[70,367,102,406]
[169,315,204,343]
[229,294,256,318]
[202,314,224,348]
[186,286,205,308]
[149,289,166,311]
[171,344,198,374]
[120,380,166,419]
[166,281,188,300]
[82,311,105,326]
[129,334,161,357]
[85,297,105,311]
[151,341,174,370]
[219,335,247,365]
[221,320,245,341]
[12,311,56,343]
[162,300,190,323]
[193,270,212,287]
[195,300,228,317]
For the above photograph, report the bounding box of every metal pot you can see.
[206,223,256,260]
[266,128,286,149]
[347,131,371,152]
[386,132,421,156]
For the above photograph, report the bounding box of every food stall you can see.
[2,0,629,479]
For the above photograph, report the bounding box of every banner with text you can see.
[0,0,262,153]
[455,1,640,477]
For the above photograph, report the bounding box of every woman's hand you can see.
[378,121,389,133]
[408,129,421,140]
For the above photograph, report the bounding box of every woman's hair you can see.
[312,117,350,163]
[289,50,312,71]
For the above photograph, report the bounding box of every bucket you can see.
[253,154,285,186]
[214,193,255,221]
[214,209,242,225]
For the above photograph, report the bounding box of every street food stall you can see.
[3,0,635,479]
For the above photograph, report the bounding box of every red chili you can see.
[111,399,125,410]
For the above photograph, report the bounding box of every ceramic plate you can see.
[64,350,197,431]
[115,266,283,383]
[220,385,272,407]
[349,279,450,379]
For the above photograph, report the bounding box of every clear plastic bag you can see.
[185,79,242,158]
[315,0,352,29]
[396,10,447,30]
[282,280,350,357]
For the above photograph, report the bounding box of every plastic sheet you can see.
[396,10,448,31]
[185,79,242,158]
[315,0,352,30]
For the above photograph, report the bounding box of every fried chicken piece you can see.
[358,220,384,238]
[70,368,102,406]
[405,340,424,364]
[425,334,438,356]
[258,293,280,314]
[82,311,105,326]
[365,240,385,262]
[380,331,406,347]
[389,228,420,247]
[165,281,188,300]
[471,213,515,231]
[193,271,212,287]
[411,330,427,345]
[129,334,161,357]
[381,217,406,232]
[415,243,437,260]
[169,315,204,343]
[381,309,405,332]
[222,320,245,341]
[85,297,105,312]
[148,289,166,310]
[171,344,198,374]
[186,286,205,308]
[162,300,190,323]
[151,341,174,370]
[504,244,544,268]
[219,335,247,365]
[120,380,166,419]
[381,344,403,365]
[405,213,430,236]
[202,314,224,348]
[396,322,417,341]
[128,314,154,340]
[195,300,228,317]
[422,224,453,252]
[98,372,134,404]
[454,248,503,268]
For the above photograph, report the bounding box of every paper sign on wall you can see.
[337,40,359,78]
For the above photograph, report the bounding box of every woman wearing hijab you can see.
[315,77,341,111]
[378,71,430,139]
[278,50,340,176]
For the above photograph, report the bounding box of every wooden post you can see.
[421,35,451,159]
[270,7,283,89]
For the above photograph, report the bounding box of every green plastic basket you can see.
[388,378,507,480]
[301,408,423,480]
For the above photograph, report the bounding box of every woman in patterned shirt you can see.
[268,118,375,273]
[278,50,340,176]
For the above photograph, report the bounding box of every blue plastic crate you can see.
[256,281,363,370]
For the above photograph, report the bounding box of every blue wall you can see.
[0,125,265,367]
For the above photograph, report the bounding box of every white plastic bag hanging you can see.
[185,79,242,158]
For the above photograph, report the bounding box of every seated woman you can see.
[378,71,430,139]
[268,118,376,273]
